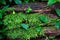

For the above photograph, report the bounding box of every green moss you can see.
[3,12,51,40]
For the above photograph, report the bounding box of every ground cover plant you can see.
[3,12,44,40]
[2,12,60,40]
[0,0,60,40]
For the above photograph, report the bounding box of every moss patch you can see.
[3,12,59,40]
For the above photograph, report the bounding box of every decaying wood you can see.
[45,30,58,36]
[13,2,55,13]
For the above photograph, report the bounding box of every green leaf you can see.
[57,0,60,2]
[24,0,29,3]
[0,13,2,19]
[0,21,3,24]
[47,0,56,6]
[54,20,60,29]
[0,0,6,5]
[25,6,32,13]
[20,23,29,30]
[41,0,48,2]
[0,10,3,13]
[0,35,3,40]
[9,0,12,2]
[32,0,35,2]
[39,14,49,23]
[14,0,22,4]
[49,36,55,39]
[7,7,15,11]
[2,5,9,11]
[55,8,60,17]
[35,25,42,32]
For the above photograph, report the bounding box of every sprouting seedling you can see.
[25,6,32,13]
[13,11,15,14]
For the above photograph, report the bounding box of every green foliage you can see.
[0,0,36,5]
[54,20,60,29]
[41,0,48,2]
[35,25,42,32]
[38,27,45,36]
[23,0,29,3]
[0,5,9,40]
[5,27,38,39]
[9,0,12,2]
[0,21,3,24]
[0,13,2,19]
[47,0,60,19]
[3,12,45,39]
[0,6,14,25]
[0,5,9,14]
[55,8,60,17]
[0,10,3,25]
[47,0,56,6]
[39,14,49,23]
[3,13,23,29]
[49,36,55,40]
[2,5,9,11]
[20,23,29,30]
[0,0,6,5]
[45,37,49,40]
[0,0,22,4]
[0,0,60,5]
[3,12,59,39]
[57,0,60,2]
[14,0,22,4]
[0,35,3,40]
[47,0,60,6]
[25,6,32,13]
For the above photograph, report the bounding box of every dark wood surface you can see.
[13,2,55,13]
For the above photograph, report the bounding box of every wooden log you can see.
[13,2,55,13]
[45,30,58,36]
[6,2,58,18]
